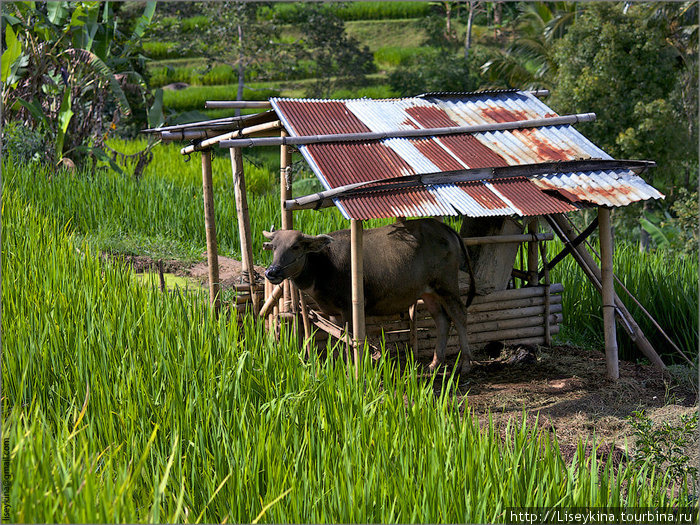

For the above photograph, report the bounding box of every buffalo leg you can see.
[422,293,450,371]
[437,292,471,374]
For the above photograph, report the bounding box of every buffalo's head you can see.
[262,229,333,284]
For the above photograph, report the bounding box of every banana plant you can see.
[2,1,157,169]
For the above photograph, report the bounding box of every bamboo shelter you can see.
[144,89,673,379]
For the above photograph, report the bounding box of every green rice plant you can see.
[181,15,209,32]
[548,238,698,363]
[162,85,281,112]
[374,46,431,67]
[2,187,695,522]
[143,41,182,60]
[329,84,399,100]
[338,2,432,21]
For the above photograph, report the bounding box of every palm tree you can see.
[480,2,578,89]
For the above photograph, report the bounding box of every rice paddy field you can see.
[2,136,698,522]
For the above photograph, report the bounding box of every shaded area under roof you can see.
[270,91,663,220]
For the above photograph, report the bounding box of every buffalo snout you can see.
[264,264,285,284]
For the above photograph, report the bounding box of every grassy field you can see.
[4,143,698,365]
[3,172,695,522]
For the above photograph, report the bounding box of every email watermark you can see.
[507,507,698,524]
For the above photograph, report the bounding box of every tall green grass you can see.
[163,85,281,112]
[548,238,698,364]
[2,187,694,522]
[5,151,697,364]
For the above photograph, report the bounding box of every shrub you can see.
[628,409,698,487]
[2,122,50,165]
[389,49,481,96]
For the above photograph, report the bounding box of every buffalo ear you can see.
[262,242,273,251]
[262,230,276,240]
[302,234,333,252]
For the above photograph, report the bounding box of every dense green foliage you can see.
[2,183,694,523]
[551,3,695,195]
[1,1,160,164]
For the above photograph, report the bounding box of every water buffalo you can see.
[263,218,475,374]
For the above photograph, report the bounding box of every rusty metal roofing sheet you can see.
[270,91,663,220]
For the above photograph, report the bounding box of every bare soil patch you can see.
[440,344,697,463]
[187,253,266,288]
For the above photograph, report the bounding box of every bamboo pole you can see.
[539,241,552,346]
[182,121,283,155]
[547,214,667,373]
[598,207,619,379]
[466,283,564,306]
[200,150,221,311]
[220,113,597,149]
[205,100,273,109]
[280,130,292,315]
[229,147,259,313]
[415,312,563,334]
[527,220,539,286]
[351,219,365,368]
[259,284,284,319]
[414,302,563,328]
[565,215,695,367]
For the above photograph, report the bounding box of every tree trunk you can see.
[465,1,476,60]
[494,1,502,41]
[445,2,452,39]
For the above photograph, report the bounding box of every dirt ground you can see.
[435,344,698,463]
[118,253,698,464]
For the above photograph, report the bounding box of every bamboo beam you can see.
[200,150,220,311]
[464,232,554,246]
[220,113,597,149]
[539,241,552,346]
[230,147,259,313]
[527,221,539,286]
[259,284,284,319]
[351,219,365,367]
[467,283,564,306]
[598,207,619,379]
[182,121,283,155]
[547,214,667,373]
[283,160,654,212]
[205,100,273,109]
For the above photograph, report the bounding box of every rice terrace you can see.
[2,1,698,523]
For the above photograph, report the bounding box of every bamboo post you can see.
[229,147,259,313]
[259,284,284,319]
[200,149,221,311]
[539,241,552,346]
[547,214,667,373]
[598,207,619,379]
[351,219,365,371]
[280,129,293,315]
[527,220,539,286]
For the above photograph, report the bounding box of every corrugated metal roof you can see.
[270,91,663,219]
